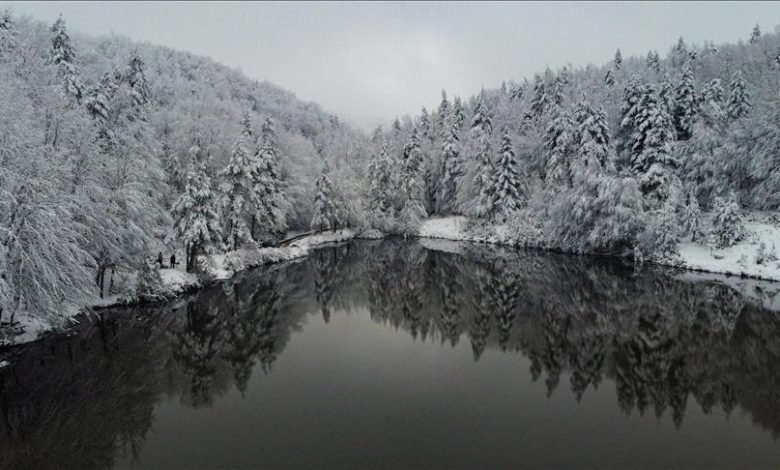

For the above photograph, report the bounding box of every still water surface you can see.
[2,239,780,468]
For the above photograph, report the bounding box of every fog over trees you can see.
[1,11,780,329]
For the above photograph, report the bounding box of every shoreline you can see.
[5,216,780,348]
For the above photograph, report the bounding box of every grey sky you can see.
[4,1,779,128]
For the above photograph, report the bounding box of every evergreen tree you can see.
[726,70,751,120]
[437,115,463,215]
[170,146,224,272]
[136,259,163,298]
[604,68,616,88]
[126,51,151,111]
[254,116,288,239]
[573,100,612,169]
[530,74,550,117]
[48,15,82,103]
[84,73,114,123]
[614,48,623,70]
[437,90,450,134]
[311,161,341,231]
[366,143,395,219]
[544,107,576,187]
[469,96,496,219]
[681,189,704,242]
[553,69,568,106]
[509,82,525,101]
[674,61,698,140]
[631,85,676,197]
[493,128,525,221]
[0,9,17,59]
[617,76,645,155]
[709,194,745,248]
[219,134,257,250]
[646,50,661,74]
[452,96,466,130]
[749,23,761,45]
[419,107,431,141]
[657,73,675,116]
[699,79,726,127]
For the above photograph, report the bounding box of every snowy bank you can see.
[674,221,780,282]
[1,229,357,347]
[419,216,780,284]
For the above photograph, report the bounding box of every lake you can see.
[1,238,780,469]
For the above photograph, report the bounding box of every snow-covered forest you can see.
[2,12,780,336]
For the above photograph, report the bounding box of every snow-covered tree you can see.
[126,51,151,112]
[604,68,616,88]
[366,143,396,222]
[544,106,576,187]
[136,259,163,299]
[630,85,676,198]
[674,61,698,140]
[399,127,427,231]
[530,74,550,117]
[709,194,745,248]
[0,9,17,60]
[573,100,612,169]
[170,146,224,272]
[681,189,704,242]
[614,48,623,70]
[48,15,82,103]
[311,161,341,232]
[437,115,463,215]
[726,71,751,121]
[219,133,258,250]
[468,96,496,219]
[419,107,431,141]
[452,96,466,130]
[493,128,525,221]
[646,50,661,74]
[749,23,761,45]
[254,116,288,238]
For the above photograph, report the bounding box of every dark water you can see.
[2,239,780,469]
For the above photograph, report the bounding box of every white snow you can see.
[675,221,780,282]
[159,269,201,294]
[418,216,469,240]
[288,228,355,249]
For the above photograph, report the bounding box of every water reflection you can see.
[1,238,780,468]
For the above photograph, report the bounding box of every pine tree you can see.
[681,189,704,242]
[553,69,568,106]
[674,60,698,140]
[219,135,257,250]
[170,146,224,272]
[509,82,525,101]
[437,90,450,135]
[573,100,612,169]
[657,73,675,116]
[400,127,427,225]
[84,73,114,123]
[646,50,661,74]
[254,116,288,238]
[48,15,82,103]
[631,85,675,197]
[367,143,395,218]
[699,79,726,127]
[544,107,576,187]
[493,128,525,221]
[452,96,466,130]
[136,259,163,298]
[709,194,745,248]
[530,74,550,117]
[749,23,761,45]
[437,115,463,215]
[126,51,151,114]
[470,96,496,219]
[0,9,17,59]
[419,107,431,141]
[614,48,623,70]
[604,68,616,88]
[617,76,645,155]
[311,161,340,231]
[726,70,751,120]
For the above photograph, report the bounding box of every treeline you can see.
[0,13,370,327]
[363,23,780,256]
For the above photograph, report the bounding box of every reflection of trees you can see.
[3,238,780,467]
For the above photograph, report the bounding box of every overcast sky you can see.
[4,1,779,128]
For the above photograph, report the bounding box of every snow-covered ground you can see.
[675,221,780,282]
[419,216,780,285]
[2,229,358,347]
